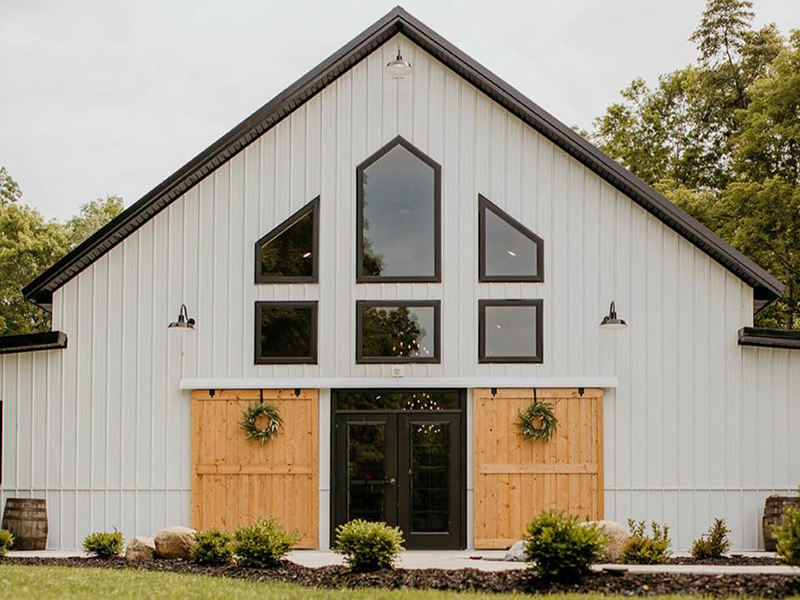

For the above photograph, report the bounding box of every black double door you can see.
[333,408,463,549]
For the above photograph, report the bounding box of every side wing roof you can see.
[23,6,783,311]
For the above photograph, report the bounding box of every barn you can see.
[1,7,799,551]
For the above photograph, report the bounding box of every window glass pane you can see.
[361,305,435,359]
[337,391,459,411]
[484,304,539,358]
[347,423,386,522]
[257,304,314,359]
[410,422,450,533]
[258,205,315,279]
[362,145,436,278]
[485,208,539,277]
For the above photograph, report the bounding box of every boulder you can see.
[583,520,630,562]
[154,526,196,559]
[504,539,526,562]
[125,536,156,562]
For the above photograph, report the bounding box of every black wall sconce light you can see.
[600,301,627,330]
[168,304,196,331]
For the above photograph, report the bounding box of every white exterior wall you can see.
[1,35,799,549]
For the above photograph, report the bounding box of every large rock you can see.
[154,526,196,559]
[583,520,630,562]
[504,539,526,562]
[125,536,156,562]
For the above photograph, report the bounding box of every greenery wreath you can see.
[240,402,283,445]
[515,401,559,442]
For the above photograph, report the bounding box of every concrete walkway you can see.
[7,549,799,575]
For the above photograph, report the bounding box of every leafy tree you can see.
[0,167,22,205]
[0,170,123,335]
[361,306,424,358]
[65,195,123,248]
[0,204,70,334]
[590,0,797,328]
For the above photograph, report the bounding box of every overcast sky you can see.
[2,0,798,221]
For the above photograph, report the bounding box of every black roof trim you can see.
[22,6,783,309]
[738,327,800,350]
[0,331,68,355]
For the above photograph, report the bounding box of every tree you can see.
[65,195,124,248]
[589,0,797,328]
[0,170,124,335]
[0,204,70,335]
[0,166,22,205]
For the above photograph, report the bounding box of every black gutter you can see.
[0,331,68,355]
[22,6,784,310]
[738,327,800,350]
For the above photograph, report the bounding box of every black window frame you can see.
[356,136,442,283]
[254,196,320,283]
[356,300,441,364]
[478,299,544,363]
[478,194,544,283]
[254,300,318,364]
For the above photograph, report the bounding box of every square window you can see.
[255,301,317,364]
[479,299,543,363]
[357,301,440,363]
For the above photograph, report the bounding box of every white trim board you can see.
[179,377,619,390]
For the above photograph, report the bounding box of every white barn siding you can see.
[1,35,799,549]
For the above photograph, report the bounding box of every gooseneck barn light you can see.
[600,301,627,330]
[385,44,413,78]
[168,304,196,331]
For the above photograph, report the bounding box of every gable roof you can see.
[23,6,783,310]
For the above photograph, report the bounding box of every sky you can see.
[2,0,798,221]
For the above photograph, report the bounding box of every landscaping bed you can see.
[668,555,779,566]
[4,556,800,598]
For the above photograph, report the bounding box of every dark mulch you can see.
[2,556,799,598]
[668,555,779,566]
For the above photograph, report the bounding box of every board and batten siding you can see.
[1,34,799,549]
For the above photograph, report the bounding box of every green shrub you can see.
[191,528,234,565]
[82,529,124,558]
[233,517,300,568]
[620,520,671,564]
[774,486,800,566]
[691,518,731,559]
[522,510,606,583]
[333,520,405,572]
[0,529,14,557]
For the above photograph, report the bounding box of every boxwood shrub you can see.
[191,528,234,565]
[0,529,14,557]
[82,529,124,558]
[233,517,300,568]
[523,510,606,583]
[333,520,404,572]
[774,486,800,566]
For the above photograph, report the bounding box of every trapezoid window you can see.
[255,197,319,283]
[357,137,441,282]
[479,299,543,363]
[479,195,544,282]
[255,301,317,364]
[356,300,440,363]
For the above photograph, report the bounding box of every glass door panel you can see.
[334,414,398,530]
[398,413,461,549]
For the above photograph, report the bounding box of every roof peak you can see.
[22,5,782,309]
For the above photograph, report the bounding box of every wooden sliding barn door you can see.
[473,388,603,549]
[191,389,318,548]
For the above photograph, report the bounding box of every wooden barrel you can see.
[1,498,48,550]
[763,495,800,551]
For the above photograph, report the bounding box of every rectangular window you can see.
[478,299,543,363]
[255,301,318,364]
[356,300,440,363]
